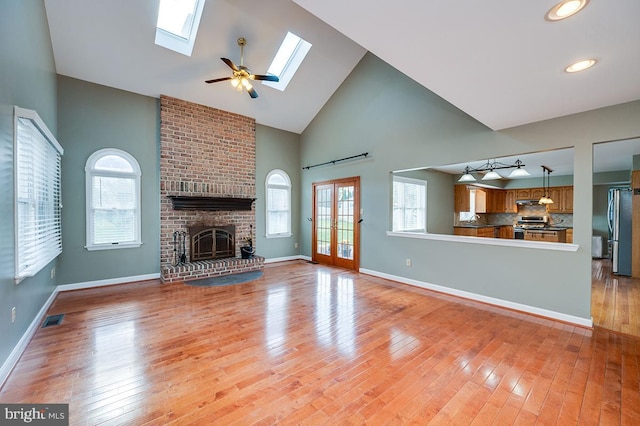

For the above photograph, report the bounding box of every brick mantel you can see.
[159,95,260,282]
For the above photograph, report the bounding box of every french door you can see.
[312,177,360,270]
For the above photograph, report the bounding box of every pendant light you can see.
[459,158,529,182]
[508,159,530,178]
[538,166,554,205]
[458,166,476,182]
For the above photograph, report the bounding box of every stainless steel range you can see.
[513,215,548,239]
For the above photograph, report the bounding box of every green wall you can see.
[300,52,640,321]
[255,124,301,259]
[0,0,59,373]
[56,76,160,285]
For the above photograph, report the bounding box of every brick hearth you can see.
[159,95,261,282]
[160,256,264,283]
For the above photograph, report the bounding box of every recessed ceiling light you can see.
[565,59,597,73]
[545,0,590,21]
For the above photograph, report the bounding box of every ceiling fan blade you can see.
[205,76,232,84]
[247,87,259,99]
[251,74,279,82]
[221,58,238,71]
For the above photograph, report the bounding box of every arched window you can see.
[266,169,292,238]
[85,149,142,250]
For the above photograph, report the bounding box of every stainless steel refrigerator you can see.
[608,187,632,276]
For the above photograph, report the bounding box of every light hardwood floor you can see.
[591,258,640,336]
[1,260,639,424]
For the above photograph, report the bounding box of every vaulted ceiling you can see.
[45,0,639,136]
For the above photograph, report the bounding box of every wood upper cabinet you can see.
[547,187,563,212]
[546,186,573,213]
[487,189,506,213]
[530,187,545,199]
[504,190,517,212]
[454,185,470,212]
[562,186,573,212]
[515,189,531,199]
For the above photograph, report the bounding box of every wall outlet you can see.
[11,307,16,323]
[294,242,299,248]
[406,259,412,267]
[50,267,56,279]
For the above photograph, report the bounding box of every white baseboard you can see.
[56,273,161,292]
[359,268,593,328]
[0,288,59,388]
[264,255,311,264]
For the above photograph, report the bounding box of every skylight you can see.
[262,32,312,91]
[155,0,205,56]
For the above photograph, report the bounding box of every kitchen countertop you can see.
[454,224,498,228]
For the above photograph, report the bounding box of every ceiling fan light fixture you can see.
[231,78,240,88]
[545,0,589,21]
[565,59,597,73]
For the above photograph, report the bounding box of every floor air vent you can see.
[42,314,64,328]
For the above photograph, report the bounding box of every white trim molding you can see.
[360,267,593,328]
[56,273,160,292]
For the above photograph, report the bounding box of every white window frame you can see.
[14,106,64,284]
[154,0,206,57]
[392,176,427,233]
[262,32,312,91]
[85,148,142,251]
[265,169,292,238]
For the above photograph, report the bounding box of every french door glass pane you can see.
[337,185,354,259]
[316,186,332,255]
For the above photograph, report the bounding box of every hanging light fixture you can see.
[538,165,554,205]
[482,167,502,180]
[458,166,476,182]
[459,158,529,182]
[508,159,530,178]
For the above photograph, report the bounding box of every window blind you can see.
[392,176,426,232]
[14,108,63,283]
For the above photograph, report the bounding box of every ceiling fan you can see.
[205,37,279,99]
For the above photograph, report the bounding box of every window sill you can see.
[266,233,292,239]
[386,231,579,252]
[85,242,143,251]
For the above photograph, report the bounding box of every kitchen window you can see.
[266,169,291,237]
[392,176,426,232]
[85,149,142,250]
[14,107,64,283]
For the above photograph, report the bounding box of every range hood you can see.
[515,199,541,206]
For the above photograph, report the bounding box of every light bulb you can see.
[231,78,239,88]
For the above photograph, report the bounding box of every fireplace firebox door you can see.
[189,225,235,261]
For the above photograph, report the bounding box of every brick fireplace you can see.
[159,95,263,283]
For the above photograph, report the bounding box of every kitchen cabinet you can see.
[546,186,573,213]
[566,228,573,243]
[487,189,505,213]
[515,189,532,199]
[530,187,545,199]
[454,185,470,212]
[562,186,573,212]
[454,226,495,238]
[547,187,562,212]
[505,190,517,212]
[524,229,566,243]
[498,225,513,239]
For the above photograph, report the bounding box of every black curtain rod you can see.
[302,152,369,170]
